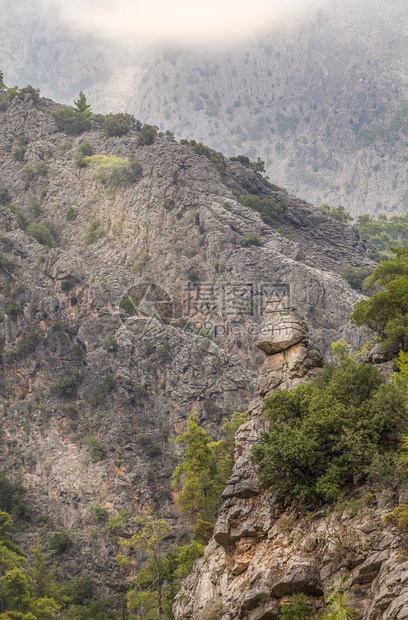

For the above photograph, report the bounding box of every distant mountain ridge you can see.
[2,0,408,216]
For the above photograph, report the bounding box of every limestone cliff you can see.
[174,301,408,620]
[0,92,372,590]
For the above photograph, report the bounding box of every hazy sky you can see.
[41,0,325,45]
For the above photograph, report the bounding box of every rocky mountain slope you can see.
[174,299,408,620]
[0,91,372,592]
[2,0,408,216]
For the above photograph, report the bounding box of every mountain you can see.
[0,90,371,594]
[2,0,408,216]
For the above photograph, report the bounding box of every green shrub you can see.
[383,504,408,531]
[16,332,38,357]
[102,113,137,137]
[88,504,109,522]
[77,141,93,156]
[85,154,142,186]
[184,140,227,177]
[26,222,57,248]
[120,296,139,316]
[251,357,405,503]
[84,436,107,461]
[157,341,170,362]
[0,472,28,518]
[0,254,16,271]
[21,164,35,182]
[146,443,162,458]
[351,246,408,351]
[74,142,94,168]
[0,186,11,205]
[52,370,83,398]
[66,207,78,221]
[102,374,115,392]
[342,264,373,292]
[70,344,85,359]
[61,275,79,292]
[279,594,314,620]
[16,135,29,146]
[240,233,263,247]
[30,200,42,218]
[137,124,158,146]
[8,205,29,231]
[103,334,118,353]
[13,146,26,162]
[5,84,40,103]
[234,190,286,229]
[85,219,105,245]
[5,302,20,316]
[52,108,92,136]
[50,531,73,554]
[318,203,352,224]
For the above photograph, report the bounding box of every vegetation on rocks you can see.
[173,411,247,542]
[85,154,142,185]
[251,356,407,503]
[102,113,139,137]
[355,212,408,260]
[351,246,408,351]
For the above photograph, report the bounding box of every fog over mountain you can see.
[2,0,408,215]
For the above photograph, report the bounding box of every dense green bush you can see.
[50,531,74,554]
[52,370,83,398]
[318,203,352,224]
[13,145,26,162]
[0,185,11,205]
[137,124,158,146]
[0,472,28,518]
[66,206,78,221]
[120,296,140,316]
[157,341,170,362]
[279,594,314,620]
[240,233,263,247]
[16,331,38,357]
[234,190,286,229]
[52,108,92,136]
[102,113,138,137]
[74,141,94,168]
[85,154,142,185]
[5,84,40,103]
[8,205,29,231]
[5,301,20,316]
[26,221,58,248]
[355,213,408,261]
[84,436,107,461]
[88,504,109,522]
[251,357,406,503]
[351,246,408,351]
[85,219,105,245]
[342,264,373,292]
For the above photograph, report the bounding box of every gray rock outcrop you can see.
[173,301,408,620]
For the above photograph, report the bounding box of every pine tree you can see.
[74,91,92,115]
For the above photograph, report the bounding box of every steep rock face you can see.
[174,303,408,620]
[0,94,371,587]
